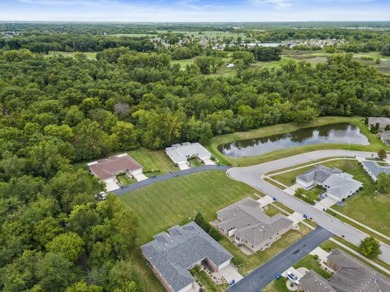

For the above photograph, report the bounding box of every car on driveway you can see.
[286,271,300,285]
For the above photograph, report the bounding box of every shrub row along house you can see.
[368,117,390,145]
[165,142,214,170]
[296,165,362,202]
[141,222,232,292]
[361,160,390,182]
[216,197,293,253]
[88,153,145,191]
[300,249,390,292]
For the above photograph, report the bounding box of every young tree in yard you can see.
[378,149,387,160]
[377,173,390,194]
[358,237,381,259]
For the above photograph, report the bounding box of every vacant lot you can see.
[120,170,259,242]
[128,148,178,176]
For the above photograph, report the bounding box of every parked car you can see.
[287,271,298,281]
[287,271,300,285]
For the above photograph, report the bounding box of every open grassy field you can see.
[119,170,260,243]
[45,51,97,60]
[263,277,290,292]
[294,254,332,279]
[208,116,389,167]
[128,148,178,176]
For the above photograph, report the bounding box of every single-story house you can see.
[300,249,390,292]
[165,142,214,170]
[216,197,293,252]
[87,153,143,191]
[368,117,390,132]
[141,222,232,292]
[381,131,390,145]
[296,165,363,201]
[361,160,390,182]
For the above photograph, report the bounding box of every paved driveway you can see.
[229,227,333,292]
[227,150,390,265]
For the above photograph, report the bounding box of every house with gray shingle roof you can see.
[361,160,390,181]
[216,197,293,252]
[141,222,232,292]
[300,249,390,292]
[296,165,362,202]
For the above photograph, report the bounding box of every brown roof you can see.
[88,154,142,180]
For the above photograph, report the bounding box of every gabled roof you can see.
[141,222,232,292]
[300,249,390,292]
[368,117,390,131]
[217,197,293,247]
[327,249,390,292]
[300,270,335,292]
[323,175,363,200]
[297,165,342,184]
[87,153,142,180]
[362,160,390,179]
[297,165,362,200]
[165,143,211,164]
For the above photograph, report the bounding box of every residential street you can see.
[227,150,390,264]
[229,227,333,292]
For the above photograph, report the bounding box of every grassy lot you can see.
[264,204,282,217]
[208,116,389,167]
[45,51,97,60]
[128,148,178,176]
[263,277,290,292]
[220,224,312,275]
[116,174,136,186]
[294,254,332,279]
[194,270,228,292]
[120,170,259,243]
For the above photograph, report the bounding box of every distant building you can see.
[216,197,293,252]
[368,117,390,132]
[165,142,214,170]
[381,131,390,145]
[296,165,362,201]
[141,222,232,292]
[300,249,390,292]
[88,153,143,191]
[361,160,390,181]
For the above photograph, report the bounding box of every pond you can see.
[218,123,369,157]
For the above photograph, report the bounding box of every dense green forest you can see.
[0,23,390,291]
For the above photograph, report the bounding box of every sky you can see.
[0,0,389,22]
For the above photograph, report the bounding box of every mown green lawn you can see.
[128,148,178,176]
[294,254,332,279]
[195,270,228,292]
[208,116,389,167]
[263,277,290,292]
[120,170,259,243]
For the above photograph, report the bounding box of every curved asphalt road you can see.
[114,165,230,195]
[227,150,390,264]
